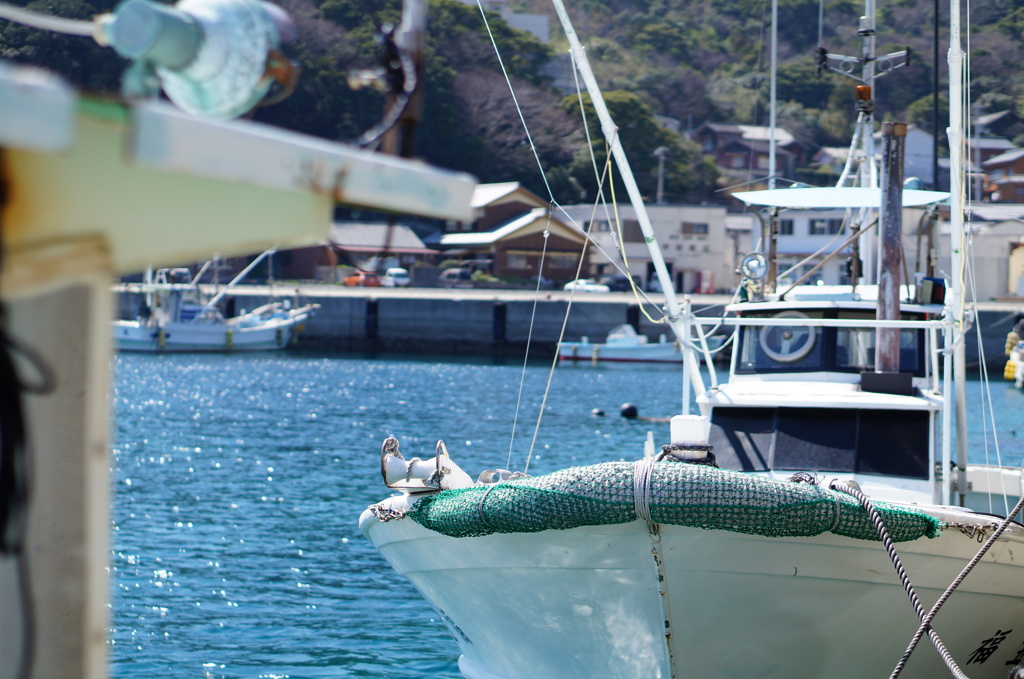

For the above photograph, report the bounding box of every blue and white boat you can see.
[113,252,318,352]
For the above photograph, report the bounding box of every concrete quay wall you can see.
[115,285,1022,367]
[115,285,728,357]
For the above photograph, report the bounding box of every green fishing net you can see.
[406,461,942,542]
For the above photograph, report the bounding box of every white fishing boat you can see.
[360,1,1024,678]
[557,323,681,363]
[113,250,319,352]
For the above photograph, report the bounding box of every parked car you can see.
[439,268,473,288]
[563,278,611,293]
[381,267,411,287]
[344,271,381,287]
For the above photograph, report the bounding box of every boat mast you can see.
[946,0,968,504]
[817,0,908,284]
[551,0,706,413]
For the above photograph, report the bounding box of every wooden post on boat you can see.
[876,122,906,373]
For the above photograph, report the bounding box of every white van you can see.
[381,267,411,287]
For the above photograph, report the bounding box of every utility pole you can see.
[654,147,669,205]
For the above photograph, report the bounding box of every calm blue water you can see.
[109,353,1024,679]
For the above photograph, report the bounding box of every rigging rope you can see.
[505,210,553,471]
[965,224,1011,515]
[474,1,557,472]
[477,3,688,471]
[890,491,1024,678]
[830,482,968,679]
[474,0,556,201]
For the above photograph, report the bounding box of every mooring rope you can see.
[632,459,655,523]
[889,490,1024,678]
[830,482,968,679]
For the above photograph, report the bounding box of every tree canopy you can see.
[1,0,1017,203]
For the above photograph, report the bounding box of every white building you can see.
[938,203,1024,301]
[556,203,736,293]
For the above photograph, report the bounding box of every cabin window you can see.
[682,222,709,235]
[737,311,826,372]
[778,219,794,235]
[736,312,926,375]
[708,406,930,479]
[836,328,920,372]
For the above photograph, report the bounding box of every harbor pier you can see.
[115,284,1022,367]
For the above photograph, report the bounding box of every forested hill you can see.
[2,0,1022,204]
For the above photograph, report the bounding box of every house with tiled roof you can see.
[983,148,1024,203]
[429,182,590,282]
[691,122,809,186]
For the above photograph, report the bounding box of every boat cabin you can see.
[699,291,946,499]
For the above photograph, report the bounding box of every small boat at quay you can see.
[113,251,319,352]
[557,323,681,363]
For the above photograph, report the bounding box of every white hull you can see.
[558,340,681,363]
[559,324,683,363]
[113,305,315,352]
[361,507,1024,679]
[561,342,679,364]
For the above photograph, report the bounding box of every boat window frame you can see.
[734,309,927,376]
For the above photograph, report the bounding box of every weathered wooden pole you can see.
[876,121,906,372]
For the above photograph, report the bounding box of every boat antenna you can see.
[813,0,910,283]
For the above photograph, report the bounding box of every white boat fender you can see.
[380,438,474,493]
[657,415,716,466]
